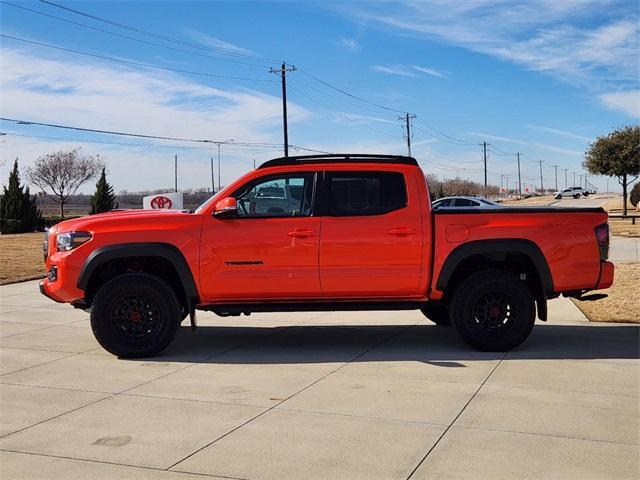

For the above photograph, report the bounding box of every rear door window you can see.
[325,171,407,216]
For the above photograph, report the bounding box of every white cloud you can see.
[334,36,359,51]
[371,64,447,79]
[339,1,638,88]
[0,46,311,191]
[185,30,256,56]
[371,64,416,77]
[411,65,447,79]
[525,124,593,142]
[599,90,640,118]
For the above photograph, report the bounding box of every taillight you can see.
[595,223,609,260]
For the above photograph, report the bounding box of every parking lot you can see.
[1,280,638,479]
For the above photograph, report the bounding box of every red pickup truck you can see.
[40,154,614,358]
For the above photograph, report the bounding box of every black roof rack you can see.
[258,153,418,169]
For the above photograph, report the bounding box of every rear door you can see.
[318,168,423,297]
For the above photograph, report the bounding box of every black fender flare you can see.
[435,239,554,296]
[77,242,199,304]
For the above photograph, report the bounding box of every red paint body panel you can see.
[40,162,613,307]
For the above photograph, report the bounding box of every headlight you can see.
[56,231,92,251]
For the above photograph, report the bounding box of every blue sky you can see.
[1,0,638,193]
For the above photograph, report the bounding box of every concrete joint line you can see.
[167,320,422,472]
[406,352,508,479]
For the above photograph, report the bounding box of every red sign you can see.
[150,196,173,209]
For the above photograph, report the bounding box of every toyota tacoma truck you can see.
[40,154,614,358]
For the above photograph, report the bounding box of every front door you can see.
[319,169,423,297]
[200,172,321,301]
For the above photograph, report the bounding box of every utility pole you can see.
[552,164,558,191]
[217,144,222,192]
[253,159,256,169]
[174,154,178,192]
[500,174,504,196]
[563,168,568,189]
[399,113,417,156]
[270,62,296,157]
[573,171,576,187]
[482,141,489,191]
[506,176,510,196]
[537,160,544,194]
[516,152,522,199]
[214,155,216,194]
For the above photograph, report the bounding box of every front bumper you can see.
[39,280,65,303]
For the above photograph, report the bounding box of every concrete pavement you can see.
[610,236,639,263]
[0,280,638,479]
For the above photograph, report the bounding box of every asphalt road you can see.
[0,280,638,479]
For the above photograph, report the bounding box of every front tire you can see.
[449,270,535,351]
[90,273,181,358]
[420,303,451,326]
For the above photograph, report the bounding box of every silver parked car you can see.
[432,196,502,209]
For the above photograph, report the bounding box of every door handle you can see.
[388,227,416,236]
[288,229,317,238]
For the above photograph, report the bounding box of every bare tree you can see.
[27,149,104,218]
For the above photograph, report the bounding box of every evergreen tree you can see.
[0,159,42,233]
[90,167,118,214]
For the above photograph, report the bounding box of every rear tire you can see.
[90,273,181,358]
[573,194,580,199]
[420,303,451,326]
[449,270,535,351]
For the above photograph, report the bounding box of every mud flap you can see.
[536,295,547,322]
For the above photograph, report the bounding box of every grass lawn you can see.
[0,232,45,284]
[572,263,640,324]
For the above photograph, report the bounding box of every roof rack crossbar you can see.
[258,153,418,169]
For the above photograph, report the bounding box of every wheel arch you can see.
[77,243,199,308]
[436,239,554,298]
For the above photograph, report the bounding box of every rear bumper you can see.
[596,261,614,290]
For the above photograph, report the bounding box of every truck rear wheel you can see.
[449,270,535,351]
[420,303,451,326]
[90,273,181,358]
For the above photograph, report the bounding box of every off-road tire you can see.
[420,303,451,326]
[90,273,181,358]
[449,270,535,351]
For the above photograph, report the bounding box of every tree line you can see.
[1,125,639,233]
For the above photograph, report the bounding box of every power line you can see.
[0,34,277,83]
[0,1,269,68]
[297,68,406,114]
[0,117,300,148]
[287,85,403,140]
[39,0,279,64]
[412,120,477,146]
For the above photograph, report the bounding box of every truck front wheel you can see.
[449,270,535,351]
[90,273,181,358]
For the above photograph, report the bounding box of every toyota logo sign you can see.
[150,196,173,209]
[143,192,183,210]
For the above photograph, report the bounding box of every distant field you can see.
[0,232,44,284]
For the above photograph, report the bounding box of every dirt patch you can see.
[501,194,557,206]
[0,232,45,284]
[572,263,640,323]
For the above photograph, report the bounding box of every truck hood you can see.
[53,209,193,233]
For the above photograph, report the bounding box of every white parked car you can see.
[554,188,582,199]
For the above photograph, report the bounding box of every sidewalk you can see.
[1,282,638,480]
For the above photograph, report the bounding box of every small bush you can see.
[630,182,640,208]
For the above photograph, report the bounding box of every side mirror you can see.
[213,197,238,218]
